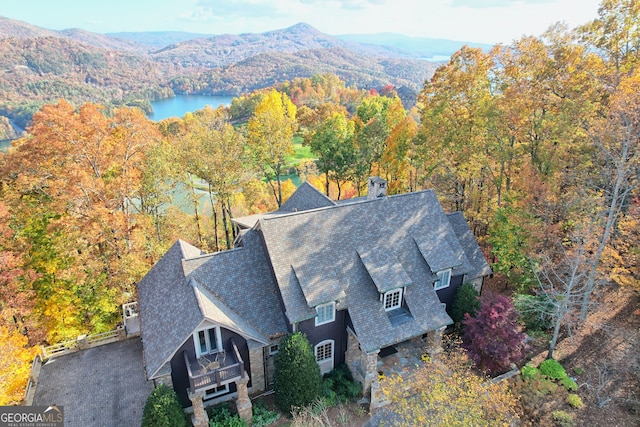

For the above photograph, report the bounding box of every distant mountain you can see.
[106,31,211,49]
[169,46,437,96]
[0,16,489,129]
[58,28,146,52]
[336,33,493,59]
[0,16,59,39]
[150,23,418,68]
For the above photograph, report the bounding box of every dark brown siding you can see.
[297,309,347,371]
[435,274,464,309]
[170,327,248,408]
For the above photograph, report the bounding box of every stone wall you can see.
[248,346,265,394]
[345,330,379,397]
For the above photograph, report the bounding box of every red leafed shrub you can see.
[462,292,528,374]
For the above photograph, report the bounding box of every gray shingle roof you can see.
[137,231,288,380]
[258,189,469,350]
[358,249,413,293]
[279,181,336,212]
[137,241,203,379]
[188,229,289,339]
[447,212,492,280]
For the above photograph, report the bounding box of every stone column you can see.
[345,332,361,382]
[235,372,252,425]
[248,347,265,394]
[426,326,446,356]
[76,334,89,350]
[362,349,380,398]
[188,389,209,427]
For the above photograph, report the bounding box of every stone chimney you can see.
[367,177,387,199]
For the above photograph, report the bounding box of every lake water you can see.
[148,95,234,121]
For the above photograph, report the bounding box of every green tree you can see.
[450,283,480,324]
[273,332,322,413]
[247,90,297,207]
[141,385,188,427]
[308,111,357,199]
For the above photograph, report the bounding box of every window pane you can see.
[208,328,218,351]
[198,331,207,354]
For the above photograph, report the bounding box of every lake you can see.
[148,94,234,121]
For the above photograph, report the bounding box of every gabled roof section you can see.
[279,181,336,212]
[358,248,412,293]
[192,280,269,345]
[258,189,467,329]
[414,236,461,273]
[293,264,344,307]
[187,229,289,338]
[137,241,203,379]
[447,212,492,279]
[178,239,205,259]
[233,182,336,229]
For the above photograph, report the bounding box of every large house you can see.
[136,178,491,424]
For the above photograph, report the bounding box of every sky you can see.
[2,0,603,45]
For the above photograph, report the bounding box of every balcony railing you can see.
[184,337,245,393]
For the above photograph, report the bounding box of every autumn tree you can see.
[178,107,248,250]
[532,237,590,359]
[247,89,297,207]
[379,342,519,427]
[462,293,528,374]
[1,100,161,341]
[308,111,357,199]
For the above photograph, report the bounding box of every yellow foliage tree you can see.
[0,326,38,405]
[379,346,519,427]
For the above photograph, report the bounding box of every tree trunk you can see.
[208,184,219,252]
[221,198,231,250]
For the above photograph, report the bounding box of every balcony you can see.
[184,337,245,393]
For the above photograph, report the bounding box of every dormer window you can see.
[315,302,335,326]
[434,269,452,290]
[383,288,403,311]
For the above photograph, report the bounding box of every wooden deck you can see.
[184,337,244,393]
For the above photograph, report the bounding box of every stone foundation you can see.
[248,347,265,394]
[188,390,209,427]
[235,373,252,425]
[345,330,379,397]
[153,373,174,389]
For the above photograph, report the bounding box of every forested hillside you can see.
[0,18,439,136]
[0,1,638,420]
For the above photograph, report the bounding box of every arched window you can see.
[315,339,334,375]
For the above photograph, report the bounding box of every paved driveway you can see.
[33,337,154,427]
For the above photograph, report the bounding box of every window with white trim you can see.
[434,269,451,290]
[383,288,403,311]
[269,344,279,355]
[315,340,334,375]
[193,326,222,358]
[315,302,335,326]
[204,383,229,400]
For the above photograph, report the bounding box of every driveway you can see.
[33,337,154,427]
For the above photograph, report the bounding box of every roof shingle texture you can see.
[259,190,468,351]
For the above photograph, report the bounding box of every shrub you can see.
[251,400,280,427]
[450,283,480,324]
[141,385,188,427]
[552,410,575,427]
[513,293,553,331]
[562,376,578,392]
[567,393,584,409]
[539,359,567,380]
[273,332,323,413]
[462,292,529,373]
[208,404,246,427]
[521,364,539,381]
[322,364,361,403]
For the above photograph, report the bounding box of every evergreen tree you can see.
[141,385,187,427]
[273,332,322,413]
